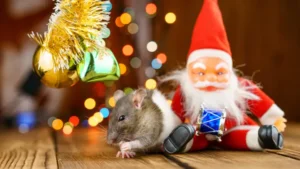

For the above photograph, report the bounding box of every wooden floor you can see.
[0,124,300,169]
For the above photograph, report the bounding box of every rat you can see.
[106,88,181,158]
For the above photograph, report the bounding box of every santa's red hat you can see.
[187,0,232,68]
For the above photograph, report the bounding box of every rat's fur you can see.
[107,89,180,153]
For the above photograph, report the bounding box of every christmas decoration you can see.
[29,0,120,88]
[162,0,286,154]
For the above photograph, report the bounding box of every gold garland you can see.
[29,0,110,71]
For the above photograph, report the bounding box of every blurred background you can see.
[0,0,299,134]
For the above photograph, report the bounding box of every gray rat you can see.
[107,88,181,158]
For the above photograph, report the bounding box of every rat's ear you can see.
[132,88,147,109]
[114,90,125,103]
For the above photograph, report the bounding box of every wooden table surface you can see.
[1,123,300,169]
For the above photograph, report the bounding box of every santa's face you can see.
[187,57,231,92]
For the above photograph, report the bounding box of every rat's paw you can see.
[116,151,136,158]
[120,142,132,152]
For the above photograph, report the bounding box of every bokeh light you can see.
[119,63,127,75]
[122,45,134,56]
[168,100,173,105]
[128,23,139,34]
[88,116,99,127]
[124,7,135,19]
[147,41,158,52]
[124,87,134,94]
[156,53,167,64]
[94,113,104,123]
[100,108,110,118]
[145,67,156,78]
[52,119,64,130]
[102,1,112,12]
[152,59,163,69]
[145,79,157,89]
[120,13,132,25]
[146,3,157,15]
[69,116,80,127]
[82,120,89,128]
[108,97,116,107]
[115,17,124,27]
[130,57,142,69]
[84,98,96,110]
[63,124,73,135]
[18,124,30,134]
[48,117,56,127]
[165,12,176,24]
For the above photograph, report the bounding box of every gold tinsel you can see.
[29,0,110,71]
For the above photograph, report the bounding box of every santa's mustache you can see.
[193,81,230,89]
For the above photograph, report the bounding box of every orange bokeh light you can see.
[156,53,167,64]
[146,3,157,15]
[122,45,134,56]
[69,116,80,127]
[115,17,124,27]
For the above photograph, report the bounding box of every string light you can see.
[147,41,158,52]
[88,116,99,127]
[100,108,110,118]
[145,67,156,78]
[165,12,176,24]
[124,87,134,94]
[146,3,157,15]
[151,59,162,69]
[120,13,132,25]
[119,63,127,75]
[145,79,157,89]
[156,53,167,64]
[122,45,134,56]
[93,112,104,123]
[52,119,63,130]
[115,17,124,27]
[130,57,142,69]
[128,23,139,34]
[108,97,116,107]
[84,98,96,110]
[69,116,80,127]
[63,124,73,135]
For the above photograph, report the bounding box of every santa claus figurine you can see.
[163,0,286,153]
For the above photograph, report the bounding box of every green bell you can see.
[77,47,120,82]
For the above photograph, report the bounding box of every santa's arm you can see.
[239,78,285,126]
[171,86,186,123]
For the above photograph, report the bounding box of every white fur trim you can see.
[152,90,182,143]
[187,49,232,68]
[183,139,194,153]
[260,104,284,125]
[224,125,260,135]
[246,127,263,151]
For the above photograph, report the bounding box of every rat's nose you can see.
[107,132,118,145]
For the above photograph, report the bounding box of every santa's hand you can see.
[274,117,287,132]
[116,151,136,158]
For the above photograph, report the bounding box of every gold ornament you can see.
[32,47,79,88]
[28,0,111,71]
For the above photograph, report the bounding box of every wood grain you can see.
[56,128,179,169]
[0,128,57,169]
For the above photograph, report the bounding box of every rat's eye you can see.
[118,115,125,122]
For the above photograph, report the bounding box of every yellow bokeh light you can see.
[108,97,116,107]
[167,100,173,105]
[115,17,124,27]
[88,116,99,127]
[93,113,104,123]
[119,63,127,75]
[120,13,132,25]
[165,12,176,24]
[84,98,96,110]
[52,119,63,130]
[145,79,157,89]
[122,45,134,56]
[146,3,157,15]
[63,125,73,135]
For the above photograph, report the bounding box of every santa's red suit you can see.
[169,0,285,151]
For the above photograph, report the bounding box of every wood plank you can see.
[0,128,57,169]
[56,128,180,169]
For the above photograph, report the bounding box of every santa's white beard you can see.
[162,69,260,125]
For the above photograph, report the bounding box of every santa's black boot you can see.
[163,124,195,154]
[258,125,283,149]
